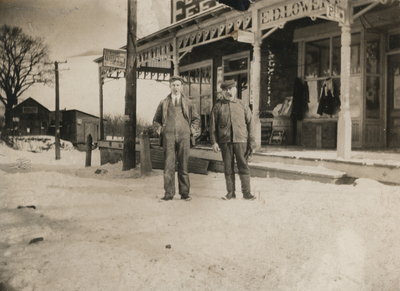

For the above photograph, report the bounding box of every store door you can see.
[387,53,400,148]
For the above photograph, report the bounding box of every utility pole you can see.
[123,0,137,170]
[47,60,67,160]
[98,65,105,140]
[55,61,61,160]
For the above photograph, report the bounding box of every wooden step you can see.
[248,161,355,184]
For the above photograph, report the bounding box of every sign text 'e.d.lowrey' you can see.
[260,0,343,28]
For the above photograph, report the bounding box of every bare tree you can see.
[104,113,156,140]
[104,113,125,139]
[0,25,51,131]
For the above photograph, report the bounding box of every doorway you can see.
[387,53,400,148]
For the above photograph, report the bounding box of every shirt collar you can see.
[171,93,181,99]
[221,97,237,103]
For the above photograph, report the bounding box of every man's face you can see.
[223,86,237,100]
[170,80,183,95]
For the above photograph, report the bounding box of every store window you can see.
[180,60,213,142]
[366,40,380,74]
[23,106,38,114]
[365,33,381,119]
[332,37,341,76]
[366,76,380,118]
[224,57,248,73]
[222,52,250,106]
[304,33,361,118]
[389,33,400,51]
[305,38,330,78]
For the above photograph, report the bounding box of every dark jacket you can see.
[153,94,201,143]
[291,77,309,121]
[210,98,255,147]
[317,84,341,116]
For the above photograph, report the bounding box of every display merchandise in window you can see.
[317,78,341,116]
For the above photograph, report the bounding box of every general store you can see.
[96,0,400,157]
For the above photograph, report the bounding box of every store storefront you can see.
[291,3,400,149]
[96,0,400,155]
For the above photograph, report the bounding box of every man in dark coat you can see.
[153,76,200,201]
[210,80,256,200]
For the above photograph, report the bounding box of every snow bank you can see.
[0,138,100,167]
[10,135,74,152]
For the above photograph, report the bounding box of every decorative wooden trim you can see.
[177,12,252,53]
[179,60,213,72]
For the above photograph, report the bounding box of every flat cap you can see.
[220,79,236,90]
[169,75,185,83]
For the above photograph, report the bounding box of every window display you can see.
[305,38,330,78]
[332,37,341,76]
[303,33,361,119]
[366,41,380,74]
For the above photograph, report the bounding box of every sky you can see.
[0,0,171,122]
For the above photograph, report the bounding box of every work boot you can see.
[160,195,173,201]
[221,192,236,200]
[181,195,192,201]
[243,193,256,200]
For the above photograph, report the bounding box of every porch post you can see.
[98,64,104,140]
[251,41,262,148]
[251,8,262,148]
[337,22,352,159]
[173,37,179,75]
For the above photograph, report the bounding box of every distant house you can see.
[60,109,99,146]
[10,97,100,146]
[11,97,51,135]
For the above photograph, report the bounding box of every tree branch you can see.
[0,24,49,108]
[0,94,6,106]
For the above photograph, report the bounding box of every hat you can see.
[169,75,185,83]
[220,79,236,90]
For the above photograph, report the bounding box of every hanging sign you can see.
[172,0,218,23]
[232,30,255,44]
[103,49,127,69]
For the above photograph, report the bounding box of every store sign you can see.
[172,0,218,23]
[260,0,343,29]
[232,30,255,44]
[103,49,127,69]
[326,3,345,23]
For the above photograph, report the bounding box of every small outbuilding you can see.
[11,97,51,135]
[60,109,100,147]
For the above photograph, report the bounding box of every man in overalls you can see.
[153,76,200,201]
[210,79,256,200]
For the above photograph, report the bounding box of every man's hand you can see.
[245,142,255,161]
[153,123,161,136]
[212,143,220,153]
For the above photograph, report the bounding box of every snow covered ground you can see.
[1,139,400,290]
[0,136,100,167]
